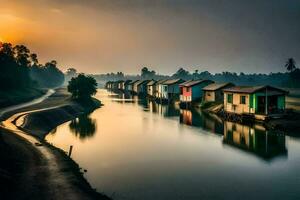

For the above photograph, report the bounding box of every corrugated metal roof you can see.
[202,82,234,91]
[162,79,184,85]
[156,79,168,84]
[147,80,157,86]
[129,80,140,85]
[136,80,150,85]
[223,85,288,94]
[179,79,213,87]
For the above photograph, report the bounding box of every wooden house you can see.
[112,81,119,90]
[117,80,125,90]
[128,80,139,92]
[137,80,151,95]
[158,79,185,100]
[223,85,288,119]
[133,80,142,94]
[202,82,235,102]
[154,80,167,98]
[179,80,214,103]
[105,81,112,89]
[124,80,132,91]
[146,80,157,96]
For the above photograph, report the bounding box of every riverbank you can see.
[0,88,111,200]
[0,87,46,109]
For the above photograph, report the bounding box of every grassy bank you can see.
[0,87,46,109]
[20,98,101,139]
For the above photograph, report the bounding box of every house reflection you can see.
[69,114,97,140]
[223,121,287,160]
[179,108,224,135]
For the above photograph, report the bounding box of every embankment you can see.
[0,88,111,200]
[0,87,46,109]
[19,99,100,139]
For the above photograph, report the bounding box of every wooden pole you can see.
[68,145,73,157]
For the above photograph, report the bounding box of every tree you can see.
[285,58,296,72]
[68,74,97,100]
[172,68,190,79]
[30,60,65,88]
[66,68,77,76]
[141,67,156,79]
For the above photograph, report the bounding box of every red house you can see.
[179,80,214,103]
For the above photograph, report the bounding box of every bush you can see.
[67,74,97,101]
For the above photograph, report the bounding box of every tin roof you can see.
[162,79,184,85]
[223,85,288,94]
[135,80,150,85]
[147,80,157,86]
[155,79,168,84]
[202,82,234,91]
[129,80,140,85]
[179,79,213,87]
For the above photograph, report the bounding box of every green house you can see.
[223,85,289,117]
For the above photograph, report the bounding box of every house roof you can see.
[129,80,140,85]
[202,82,234,91]
[147,80,157,86]
[162,79,184,85]
[179,79,214,87]
[136,80,150,86]
[124,80,132,84]
[223,85,289,94]
[155,79,168,85]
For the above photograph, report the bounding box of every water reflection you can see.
[223,121,287,160]
[47,90,300,200]
[109,91,288,161]
[69,114,96,140]
[180,108,224,135]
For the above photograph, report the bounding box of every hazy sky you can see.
[0,0,299,74]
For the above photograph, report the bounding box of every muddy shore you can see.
[0,88,111,200]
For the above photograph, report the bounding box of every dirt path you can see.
[0,89,110,200]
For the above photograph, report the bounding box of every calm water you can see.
[46,89,300,200]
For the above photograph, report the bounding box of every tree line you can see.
[0,43,64,91]
[93,59,300,88]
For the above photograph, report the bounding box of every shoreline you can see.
[0,88,111,200]
[200,102,300,133]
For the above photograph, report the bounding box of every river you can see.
[46,89,300,200]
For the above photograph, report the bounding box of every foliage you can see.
[141,67,156,79]
[285,58,296,72]
[30,60,65,88]
[67,74,97,100]
[0,42,64,90]
[284,58,300,88]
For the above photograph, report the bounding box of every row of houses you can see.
[106,79,288,118]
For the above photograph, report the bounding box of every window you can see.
[227,94,233,103]
[240,95,246,104]
[164,86,167,92]
[186,87,190,92]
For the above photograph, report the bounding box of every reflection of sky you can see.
[46,90,300,200]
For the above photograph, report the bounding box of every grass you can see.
[0,87,46,109]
